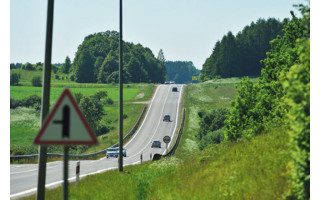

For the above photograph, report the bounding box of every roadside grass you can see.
[176,81,236,158]
[22,128,290,200]
[10,84,154,157]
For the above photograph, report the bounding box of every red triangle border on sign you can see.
[34,89,98,145]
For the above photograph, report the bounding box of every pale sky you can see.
[10,0,303,69]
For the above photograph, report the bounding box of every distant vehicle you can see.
[169,81,175,84]
[163,115,171,122]
[116,147,127,157]
[164,81,170,84]
[172,87,178,92]
[106,148,118,158]
[151,141,161,148]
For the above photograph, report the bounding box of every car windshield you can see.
[153,141,160,144]
[107,148,117,152]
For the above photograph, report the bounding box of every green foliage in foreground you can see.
[23,129,290,200]
[281,37,310,199]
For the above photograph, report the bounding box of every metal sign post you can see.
[37,0,54,199]
[63,146,69,200]
[118,0,124,172]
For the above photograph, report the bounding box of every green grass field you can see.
[10,82,155,156]
[10,86,139,103]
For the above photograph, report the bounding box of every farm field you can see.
[10,83,155,156]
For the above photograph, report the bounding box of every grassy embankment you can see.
[22,78,290,199]
[10,69,155,159]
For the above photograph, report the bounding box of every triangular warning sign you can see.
[34,89,98,145]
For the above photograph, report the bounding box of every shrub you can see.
[199,129,225,150]
[31,76,42,87]
[10,72,21,86]
[70,74,75,81]
[10,98,21,109]
[106,98,114,105]
[95,123,110,136]
[33,102,41,113]
[21,95,41,107]
[197,108,229,141]
[74,92,83,104]
[79,96,104,134]
[55,75,60,80]
[92,91,107,101]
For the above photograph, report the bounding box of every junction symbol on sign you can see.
[34,89,98,145]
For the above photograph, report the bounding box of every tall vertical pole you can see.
[118,0,124,172]
[37,0,54,199]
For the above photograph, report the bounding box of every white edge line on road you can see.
[167,85,184,153]
[10,161,141,199]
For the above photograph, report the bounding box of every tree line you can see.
[201,18,283,80]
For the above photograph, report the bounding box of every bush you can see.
[199,129,225,150]
[79,96,104,134]
[74,92,83,104]
[10,72,21,86]
[21,95,41,107]
[106,98,114,105]
[33,102,41,113]
[55,75,60,80]
[197,108,229,141]
[95,123,110,136]
[31,76,42,87]
[92,91,107,101]
[70,74,75,81]
[10,98,21,109]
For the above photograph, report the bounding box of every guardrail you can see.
[10,106,146,162]
[164,108,185,157]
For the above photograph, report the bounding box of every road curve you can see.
[10,84,184,199]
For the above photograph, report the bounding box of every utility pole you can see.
[118,0,124,172]
[37,0,54,199]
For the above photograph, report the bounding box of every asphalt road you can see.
[10,84,184,199]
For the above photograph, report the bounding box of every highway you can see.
[10,84,184,199]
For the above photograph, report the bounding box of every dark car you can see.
[172,87,178,92]
[116,147,127,157]
[151,141,161,148]
[163,115,171,122]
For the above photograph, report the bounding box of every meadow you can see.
[21,79,291,199]
[10,82,155,156]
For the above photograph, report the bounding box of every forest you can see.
[201,18,283,79]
